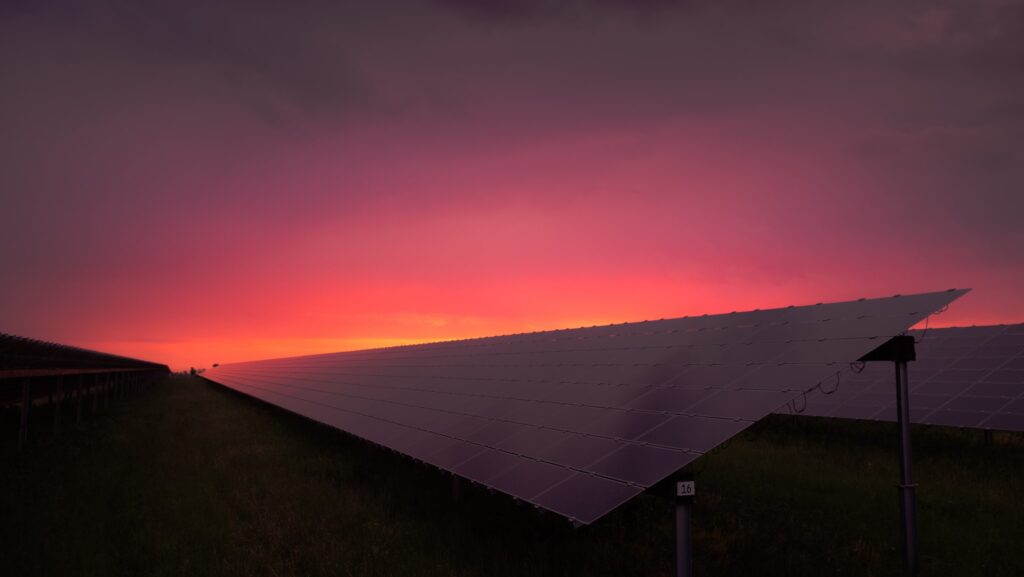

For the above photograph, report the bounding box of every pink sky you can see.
[2,0,1023,369]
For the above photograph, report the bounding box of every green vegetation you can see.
[2,376,1022,576]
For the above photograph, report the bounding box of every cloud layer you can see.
[2,0,1022,368]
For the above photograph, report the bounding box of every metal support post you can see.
[674,475,696,577]
[76,374,84,424]
[861,334,919,574]
[18,378,30,452]
[895,358,918,573]
[53,376,63,437]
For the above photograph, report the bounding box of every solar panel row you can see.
[789,323,1024,431]
[0,332,169,375]
[204,290,965,524]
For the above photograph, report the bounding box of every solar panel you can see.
[786,323,1024,432]
[204,289,965,524]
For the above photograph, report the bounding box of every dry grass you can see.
[1,375,1021,576]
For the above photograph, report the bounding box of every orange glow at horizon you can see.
[70,281,1004,372]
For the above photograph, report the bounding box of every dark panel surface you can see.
[205,290,965,523]
[786,322,1024,432]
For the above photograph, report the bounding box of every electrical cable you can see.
[915,304,949,344]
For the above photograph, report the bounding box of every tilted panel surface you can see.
[204,290,965,524]
[785,323,1024,432]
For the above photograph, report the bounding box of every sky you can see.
[2,0,1023,370]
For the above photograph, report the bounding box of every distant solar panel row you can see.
[0,332,168,374]
[788,323,1024,431]
[204,290,964,524]
[0,332,170,407]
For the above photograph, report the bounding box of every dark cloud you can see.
[432,0,683,22]
[2,0,1023,342]
[1,0,374,124]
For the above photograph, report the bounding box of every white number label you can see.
[676,481,695,497]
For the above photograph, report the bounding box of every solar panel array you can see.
[788,323,1024,431]
[0,332,171,406]
[204,290,965,524]
[0,332,169,374]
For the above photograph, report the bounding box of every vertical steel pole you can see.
[675,478,695,577]
[76,374,84,424]
[53,375,63,437]
[895,360,918,573]
[18,378,30,452]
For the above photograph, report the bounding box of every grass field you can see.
[2,375,1022,576]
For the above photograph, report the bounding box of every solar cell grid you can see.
[785,322,1024,432]
[206,290,964,523]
